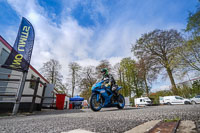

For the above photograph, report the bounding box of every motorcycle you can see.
[89,80,125,111]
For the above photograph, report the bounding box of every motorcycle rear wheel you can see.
[90,93,102,111]
[117,94,125,109]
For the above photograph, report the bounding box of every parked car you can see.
[163,96,191,105]
[134,97,152,106]
[190,95,200,104]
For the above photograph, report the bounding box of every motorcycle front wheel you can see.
[90,93,102,111]
[117,94,125,109]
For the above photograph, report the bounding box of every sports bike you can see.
[89,80,125,111]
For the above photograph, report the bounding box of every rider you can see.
[101,68,117,92]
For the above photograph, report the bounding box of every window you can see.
[195,95,200,98]
[0,48,9,64]
[140,99,142,102]
[29,74,36,89]
[175,96,183,100]
[179,97,184,100]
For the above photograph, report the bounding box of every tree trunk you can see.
[144,75,149,97]
[72,69,75,97]
[166,67,178,94]
[52,66,54,84]
[134,77,139,98]
[122,72,126,96]
[119,69,122,86]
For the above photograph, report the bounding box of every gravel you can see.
[0,105,200,133]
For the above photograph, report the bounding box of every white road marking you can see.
[61,129,95,133]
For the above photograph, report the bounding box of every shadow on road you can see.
[34,109,85,116]
[21,107,145,116]
[99,107,142,112]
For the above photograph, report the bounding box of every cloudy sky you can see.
[0,0,199,92]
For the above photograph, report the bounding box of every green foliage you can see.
[133,29,184,95]
[129,97,135,106]
[175,80,200,98]
[180,2,200,72]
[192,80,200,95]
[186,3,200,35]
[119,57,144,97]
[164,117,180,122]
[177,86,193,98]
[174,37,200,72]
[80,87,92,101]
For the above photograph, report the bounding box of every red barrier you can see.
[56,94,66,110]
[69,103,73,109]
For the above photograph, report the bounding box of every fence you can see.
[0,72,47,113]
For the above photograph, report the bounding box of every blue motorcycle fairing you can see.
[116,86,122,91]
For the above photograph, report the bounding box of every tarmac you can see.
[0,105,200,133]
[64,120,197,133]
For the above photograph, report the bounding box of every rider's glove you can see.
[105,83,109,87]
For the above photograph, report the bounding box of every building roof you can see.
[0,35,49,83]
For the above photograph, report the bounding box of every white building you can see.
[0,35,52,112]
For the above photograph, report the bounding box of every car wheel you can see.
[184,101,190,105]
[167,102,171,105]
[191,101,196,105]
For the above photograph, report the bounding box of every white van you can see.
[159,97,164,104]
[134,97,152,106]
[163,96,191,105]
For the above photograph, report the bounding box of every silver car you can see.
[190,95,200,104]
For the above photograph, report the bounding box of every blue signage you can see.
[2,17,35,72]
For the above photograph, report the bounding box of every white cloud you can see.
[76,58,99,67]
[6,0,127,77]
[108,57,123,66]
[7,0,94,79]
[76,56,123,68]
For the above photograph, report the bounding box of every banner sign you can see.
[2,17,35,72]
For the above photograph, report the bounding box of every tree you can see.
[185,2,200,36]
[175,3,200,72]
[113,63,122,86]
[56,82,69,94]
[120,57,144,97]
[136,57,159,97]
[174,38,200,72]
[132,29,184,94]
[80,66,96,89]
[192,80,200,95]
[68,62,81,97]
[40,59,63,88]
[80,88,92,101]
[79,66,96,100]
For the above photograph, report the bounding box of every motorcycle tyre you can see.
[117,94,125,109]
[90,93,102,112]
